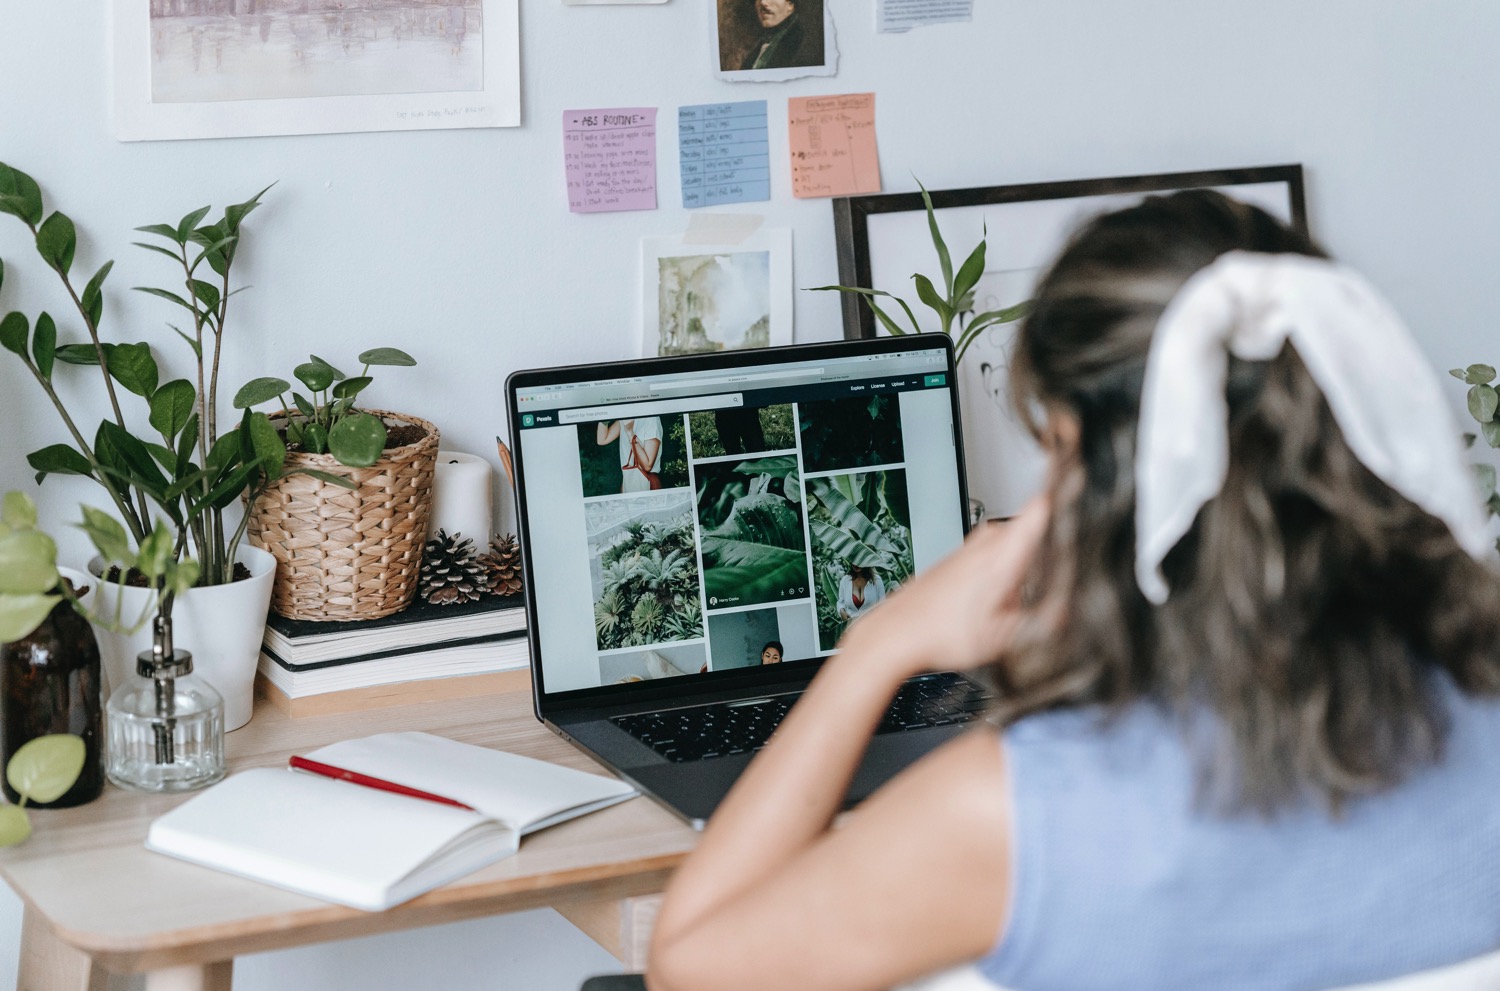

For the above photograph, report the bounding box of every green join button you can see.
[924,374,947,387]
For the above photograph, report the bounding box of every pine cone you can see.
[419,529,487,606]
[478,533,524,598]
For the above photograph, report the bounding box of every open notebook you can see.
[146,732,637,911]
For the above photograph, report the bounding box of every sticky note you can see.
[878,0,974,33]
[563,108,658,213]
[787,94,881,199]
[679,101,771,209]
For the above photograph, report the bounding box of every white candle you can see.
[429,450,494,548]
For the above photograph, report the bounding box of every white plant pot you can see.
[87,546,275,732]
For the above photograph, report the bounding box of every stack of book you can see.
[258,594,528,704]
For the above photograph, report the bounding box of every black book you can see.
[263,594,527,665]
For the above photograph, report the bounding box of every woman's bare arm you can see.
[598,421,621,445]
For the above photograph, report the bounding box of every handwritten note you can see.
[787,94,881,199]
[878,0,974,32]
[563,108,658,213]
[679,101,771,209]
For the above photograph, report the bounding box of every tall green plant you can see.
[810,181,1033,364]
[0,163,344,602]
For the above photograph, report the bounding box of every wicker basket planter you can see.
[246,410,440,622]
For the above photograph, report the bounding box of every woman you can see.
[598,416,663,493]
[759,640,783,665]
[646,191,1500,991]
[835,564,886,624]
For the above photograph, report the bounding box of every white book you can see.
[146,733,637,911]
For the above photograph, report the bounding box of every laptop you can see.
[506,334,988,828]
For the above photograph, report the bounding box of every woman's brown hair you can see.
[993,189,1500,813]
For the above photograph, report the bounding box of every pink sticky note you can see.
[563,108,659,213]
[787,94,882,199]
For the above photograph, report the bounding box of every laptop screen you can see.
[511,336,968,699]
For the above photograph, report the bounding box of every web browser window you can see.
[516,346,965,695]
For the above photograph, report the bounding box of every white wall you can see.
[3,1,1499,987]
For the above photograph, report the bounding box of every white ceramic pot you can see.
[87,546,275,732]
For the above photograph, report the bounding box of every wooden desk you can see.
[0,686,696,990]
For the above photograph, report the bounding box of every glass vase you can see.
[0,589,105,808]
[105,616,225,792]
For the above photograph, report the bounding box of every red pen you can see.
[289,756,477,812]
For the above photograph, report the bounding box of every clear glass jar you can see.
[105,618,226,793]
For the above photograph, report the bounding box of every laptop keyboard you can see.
[611,672,994,764]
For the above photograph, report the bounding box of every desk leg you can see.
[143,961,233,991]
[17,908,107,991]
[555,894,662,971]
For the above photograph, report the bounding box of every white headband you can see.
[1134,250,1489,604]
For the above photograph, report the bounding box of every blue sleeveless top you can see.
[977,679,1500,991]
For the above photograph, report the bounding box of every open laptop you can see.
[506,334,987,828]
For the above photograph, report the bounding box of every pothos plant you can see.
[810,181,1034,364]
[0,162,350,603]
[234,348,418,468]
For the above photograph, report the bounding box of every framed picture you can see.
[829,165,1307,517]
[713,0,837,82]
[641,227,794,357]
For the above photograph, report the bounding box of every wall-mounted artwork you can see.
[830,165,1308,518]
[113,0,520,140]
[641,228,793,357]
[713,0,837,82]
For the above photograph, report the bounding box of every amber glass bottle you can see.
[0,591,105,807]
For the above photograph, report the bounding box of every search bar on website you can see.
[649,368,826,390]
[558,393,744,424]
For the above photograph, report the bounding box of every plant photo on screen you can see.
[577,416,688,498]
[587,493,704,651]
[799,394,904,473]
[688,404,796,458]
[807,470,914,651]
[696,456,810,610]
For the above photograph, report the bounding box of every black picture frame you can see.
[830,164,1308,341]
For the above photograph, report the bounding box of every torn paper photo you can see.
[641,228,794,357]
[714,0,837,82]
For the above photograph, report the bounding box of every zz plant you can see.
[234,349,418,468]
[0,162,344,597]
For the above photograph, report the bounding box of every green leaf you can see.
[224,183,272,236]
[295,468,358,489]
[149,379,197,441]
[1,492,37,529]
[358,347,416,367]
[134,222,183,243]
[911,273,953,324]
[80,260,113,329]
[0,163,44,226]
[204,430,241,478]
[0,530,59,595]
[1464,364,1497,386]
[34,212,76,277]
[133,286,196,314]
[1475,463,1498,502]
[0,311,28,356]
[7,734,85,804]
[1483,420,1500,449]
[26,444,92,483]
[145,442,177,473]
[293,361,334,392]
[107,342,159,398]
[176,206,211,243]
[175,412,199,476]
[136,524,173,579]
[76,506,133,566]
[193,461,259,513]
[292,392,317,419]
[301,422,328,454]
[308,354,346,380]
[917,181,953,296]
[247,411,286,481]
[1450,368,1467,380]
[54,342,112,366]
[1468,384,1499,424]
[0,594,62,644]
[31,312,55,382]
[233,376,291,409]
[189,279,219,311]
[97,421,169,498]
[327,412,385,467]
[0,805,31,847]
[952,233,987,307]
[168,324,202,360]
[331,375,372,401]
[132,240,183,263]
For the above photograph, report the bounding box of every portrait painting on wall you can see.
[641,228,793,357]
[113,0,520,139]
[713,0,837,82]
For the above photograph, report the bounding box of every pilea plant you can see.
[0,162,343,598]
[234,348,418,468]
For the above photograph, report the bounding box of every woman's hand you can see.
[837,497,1050,682]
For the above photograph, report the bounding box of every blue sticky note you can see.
[679,101,771,209]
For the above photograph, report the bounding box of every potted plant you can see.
[236,350,437,622]
[0,161,338,729]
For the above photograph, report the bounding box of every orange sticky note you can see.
[788,93,882,199]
